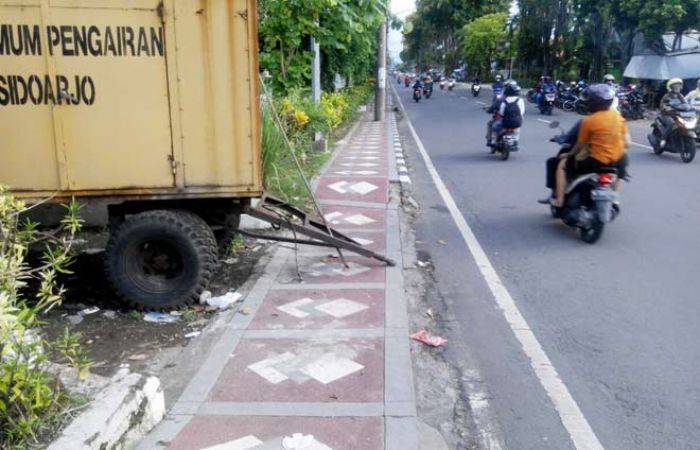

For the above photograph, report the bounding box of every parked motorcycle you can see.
[546,121,620,244]
[472,82,481,97]
[413,86,422,102]
[647,101,697,163]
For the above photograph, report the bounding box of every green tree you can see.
[258,0,387,93]
[460,13,510,78]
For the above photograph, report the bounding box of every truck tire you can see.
[105,210,217,310]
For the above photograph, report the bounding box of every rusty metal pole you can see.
[374,20,387,121]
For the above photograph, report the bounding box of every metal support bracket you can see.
[243,194,395,266]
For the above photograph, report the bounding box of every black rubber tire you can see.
[105,210,217,310]
[501,148,510,160]
[580,221,604,244]
[680,137,696,163]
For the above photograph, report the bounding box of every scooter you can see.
[413,86,422,103]
[545,121,620,244]
[439,79,446,90]
[471,83,481,97]
[490,128,520,161]
[647,100,697,163]
[539,88,556,115]
[447,78,456,91]
[423,84,433,99]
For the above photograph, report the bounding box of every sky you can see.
[389,0,416,63]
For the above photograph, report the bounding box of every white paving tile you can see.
[301,353,364,384]
[315,298,369,318]
[200,435,264,450]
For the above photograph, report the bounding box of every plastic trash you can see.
[199,290,212,305]
[282,433,329,450]
[205,292,242,310]
[411,329,447,347]
[143,312,180,324]
[80,306,100,315]
[184,331,201,339]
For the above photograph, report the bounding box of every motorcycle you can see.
[423,84,433,99]
[491,128,520,161]
[471,83,481,97]
[413,86,422,102]
[404,77,410,88]
[546,121,620,244]
[647,101,697,163]
[439,79,446,90]
[539,88,556,115]
[447,78,456,91]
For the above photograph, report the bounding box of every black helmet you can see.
[583,84,614,112]
[504,81,521,96]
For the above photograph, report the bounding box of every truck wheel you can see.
[105,210,217,310]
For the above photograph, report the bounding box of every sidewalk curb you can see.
[48,370,164,450]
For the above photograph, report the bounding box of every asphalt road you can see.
[393,82,700,450]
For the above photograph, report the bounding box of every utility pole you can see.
[374,19,387,121]
[311,35,321,104]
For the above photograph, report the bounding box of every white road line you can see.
[631,141,653,150]
[393,86,604,450]
[537,118,553,124]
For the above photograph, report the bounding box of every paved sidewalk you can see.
[137,112,418,450]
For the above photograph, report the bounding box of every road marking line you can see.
[394,87,604,450]
[631,141,653,150]
[537,118,553,124]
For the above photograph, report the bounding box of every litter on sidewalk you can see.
[199,290,242,310]
[143,312,180,324]
[411,329,448,347]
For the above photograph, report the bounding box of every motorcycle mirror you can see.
[549,121,560,129]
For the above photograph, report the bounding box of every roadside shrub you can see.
[0,188,91,448]
[260,81,372,207]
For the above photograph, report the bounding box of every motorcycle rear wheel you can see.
[500,148,510,161]
[580,221,604,244]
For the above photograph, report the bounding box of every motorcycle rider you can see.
[492,74,504,96]
[657,78,688,146]
[549,84,629,208]
[423,74,434,95]
[603,74,620,110]
[685,78,700,108]
[538,76,555,110]
[487,80,524,146]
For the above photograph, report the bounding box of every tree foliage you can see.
[258,0,387,93]
[460,13,509,77]
[402,0,700,81]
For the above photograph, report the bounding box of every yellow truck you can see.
[1,0,265,310]
[1,0,388,309]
